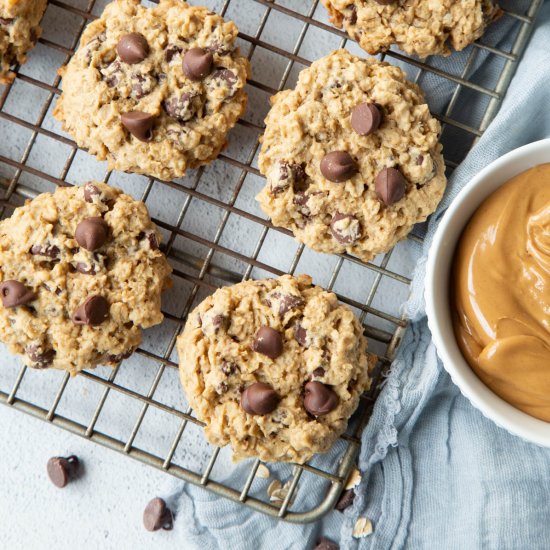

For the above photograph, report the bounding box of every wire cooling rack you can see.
[0,0,543,524]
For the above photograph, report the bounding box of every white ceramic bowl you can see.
[425,138,550,447]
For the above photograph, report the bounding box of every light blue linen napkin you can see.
[168,3,550,548]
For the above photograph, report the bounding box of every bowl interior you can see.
[426,138,550,447]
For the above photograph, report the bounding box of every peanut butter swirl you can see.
[452,164,550,421]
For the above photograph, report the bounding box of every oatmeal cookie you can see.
[53,0,250,181]
[257,49,446,262]
[0,181,172,375]
[177,274,375,463]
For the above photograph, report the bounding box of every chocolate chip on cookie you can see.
[0,280,36,308]
[320,151,357,182]
[116,33,149,64]
[304,381,339,416]
[330,213,361,245]
[351,103,381,136]
[241,382,280,415]
[121,111,155,142]
[72,296,109,326]
[252,326,283,359]
[26,344,56,369]
[375,167,407,206]
[75,217,109,251]
[183,47,213,81]
[83,182,101,202]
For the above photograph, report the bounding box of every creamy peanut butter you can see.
[452,163,550,421]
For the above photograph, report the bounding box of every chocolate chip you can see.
[183,48,213,81]
[143,498,173,532]
[30,244,60,259]
[335,489,355,511]
[374,0,396,4]
[295,324,307,347]
[147,233,158,250]
[330,213,361,245]
[241,382,280,415]
[72,296,109,326]
[345,5,357,24]
[351,103,382,136]
[26,345,55,369]
[47,455,80,488]
[75,217,109,251]
[210,68,237,87]
[252,326,283,359]
[121,111,155,142]
[103,349,134,364]
[375,167,407,206]
[131,72,156,99]
[116,33,149,64]
[314,537,339,550]
[212,314,228,331]
[75,262,97,275]
[0,17,14,26]
[415,154,424,166]
[279,295,304,315]
[304,381,339,416]
[0,280,36,308]
[312,367,325,378]
[320,151,357,182]
[221,361,237,375]
[163,92,199,122]
[83,182,100,202]
[165,44,182,62]
[206,40,229,55]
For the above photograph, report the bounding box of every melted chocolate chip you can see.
[163,92,199,122]
[26,345,55,369]
[279,295,304,315]
[75,217,109,251]
[75,262,97,275]
[303,381,339,416]
[241,382,280,415]
[121,111,155,142]
[83,182,101,202]
[252,326,283,359]
[312,367,325,378]
[374,0,396,4]
[330,213,361,245]
[72,296,109,326]
[295,324,307,347]
[183,48,213,81]
[30,244,60,259]
[103,349,134,364]
[165,44,182,62]
[0,280,36,308]
[116,33,149,64]
[0,17,14,26]
[375,167,407,206]
[320,151,357,182]
[221,361,237,375]
[131,73,156,99]
[210,68,237,87]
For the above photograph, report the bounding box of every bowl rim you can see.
[425,138,550,447]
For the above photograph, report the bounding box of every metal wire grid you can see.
[0,0,543,524]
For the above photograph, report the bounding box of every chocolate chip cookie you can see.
[257,49,446,262]
[53,0,250,181]
[322,0,501,58]
[0,0,48,83]
[0,182,172,375]
[177,274,375,463]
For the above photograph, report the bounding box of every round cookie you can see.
[322,0,502,58]
[53,0,250,181]
[0,181,172,375]
[177,274,375,463]
[257,49,446,262]
[0,0,48,83]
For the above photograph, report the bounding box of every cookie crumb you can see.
[256,464,270,479]
[344,466,361,490]
[352,517,373,538]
